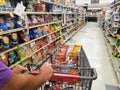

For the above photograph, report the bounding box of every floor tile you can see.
[66,22,118,90]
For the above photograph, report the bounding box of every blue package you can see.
[0,17,7,31]
[0,22,7,31]
[41,30,47,36]
[12,41,18,45]
[16,17,23,28]
[3,44,10,49]
[29,32,34,40]
[6,19,15,30]
[30,28,40,39]
[17,20,23,28]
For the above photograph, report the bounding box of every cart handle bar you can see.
[79,68,97,80]
[51,68,97,81]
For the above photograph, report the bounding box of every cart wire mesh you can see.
[37,45,97,90]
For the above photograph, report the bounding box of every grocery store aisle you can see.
[66,22,118,90]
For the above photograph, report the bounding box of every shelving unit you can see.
[40,0,63,7]
[25,12,63,15]
[40,0,76,9]
[100,1,120,84]
[102,26,120,85]
[0,0,85,69]
[0,12,13,14]
[104,36,120,83]
[111,1,120,8]
[0,27,26,35]
[0,35,47,55]
[0,11,63,15]
[28,21,62,29]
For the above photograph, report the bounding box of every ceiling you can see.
[88,3,110,8]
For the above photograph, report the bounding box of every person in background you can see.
[0,61,53,90]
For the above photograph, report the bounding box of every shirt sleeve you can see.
[0,61,12,88]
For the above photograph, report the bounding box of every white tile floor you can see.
[66,22,118,90]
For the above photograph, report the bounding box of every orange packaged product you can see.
[54,0,58,3]
[56,45,69,62]
[70,69,78,75]
[71,45,82,57]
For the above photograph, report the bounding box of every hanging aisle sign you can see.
[14,2,26,19]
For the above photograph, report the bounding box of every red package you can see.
[56,45,69,61]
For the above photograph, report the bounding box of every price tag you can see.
[14,2,25,18]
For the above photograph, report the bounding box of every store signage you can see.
[14,2,25,18]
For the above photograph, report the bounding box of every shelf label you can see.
[14,2,25,18]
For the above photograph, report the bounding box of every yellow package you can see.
[0,0,6,5]
[72,45,82,56]
[51,25,55,32]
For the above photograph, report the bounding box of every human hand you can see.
[12,65,28,74]
[39,62,53,81]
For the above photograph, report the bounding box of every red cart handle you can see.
[50,73,80,83]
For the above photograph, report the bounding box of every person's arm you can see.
[1,62,53,90]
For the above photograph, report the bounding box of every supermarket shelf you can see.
[106,39,120,83]
[10,53,51,69]
[48,29,61,35]
[0,35,47,55]
[10,35,61,68]
[10,44,48,68]
[26,12,80,15]
[111,1,120,8]
[52,36,61,43]
[115,44,120,53]
[20,45,47,62]
[10,61,21,68]
[63,5,76,9]
[63,24,85,44]
[40,0,76,9]
[62,22,77,29]
[9,24,85,68]
[0,11,13,14]
[0,11,63,15]
[62,31,69,36]
[0,22,62,35]
[109,31,116,37]
[70,27,76,31]
[29,21,62,29]
[66,18,75,22]
[71,25,85,37]
[40,0,63,7]
[102,29,120,84]
[19,35,47,47]
[65,13,77,14]
[0,27,63,55]
[106,35,115,45]
[0,47,18,56]
[117,34,120,39]
[0,27,26,35]
[112,58,120,83]
[106,36,120,53]
[62,24,71,29]
[25,12,62,15]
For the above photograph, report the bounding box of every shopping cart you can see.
[37,65,97,90]
[51,44,91,68]
[36,44,97,90]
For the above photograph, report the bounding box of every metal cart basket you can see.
[37,44,97,90]
[51,44,91,68]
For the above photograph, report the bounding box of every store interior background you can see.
[0,0,119,90]
[76,0,113,4]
